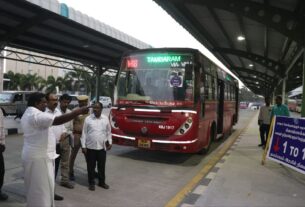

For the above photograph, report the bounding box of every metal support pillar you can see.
[301,49,305,117]
[95,67,101,101]
[0,45,4,92]
[0,57,3,92]
[282,77,286,104]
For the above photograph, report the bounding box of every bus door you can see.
[217,79,224,133]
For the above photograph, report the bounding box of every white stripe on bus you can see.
[134,108,161,112]
[112,133,135,140]
[171,110,197,114]
[152,139,198,144]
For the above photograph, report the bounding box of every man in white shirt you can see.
[21,92,89,207]
[81,102,112,191]
[45,93,66,201]
[258,97,271,148]
[0,108,8,201]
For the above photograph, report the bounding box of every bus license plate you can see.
[138,139,151,148]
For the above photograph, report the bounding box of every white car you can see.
[91,96,112,108]
[248,102,261,110]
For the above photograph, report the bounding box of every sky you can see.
[58,0,243,86]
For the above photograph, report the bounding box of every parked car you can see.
[248,102,261,110]
[91,96,112,108]
[0,91,35,116]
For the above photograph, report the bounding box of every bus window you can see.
[117,53,194,106]
[13,93,23,102]
[213,77,217,100]
[204,74,209,100]
[207,75,213,100]
[200,72,204,101]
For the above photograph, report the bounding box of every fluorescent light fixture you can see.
[253,75,257,78]
[256,81,259,84]
[237,35,245,41]
[296,76,300,78]
[249,64,253,67]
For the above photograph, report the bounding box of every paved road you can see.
[1,109,255,207]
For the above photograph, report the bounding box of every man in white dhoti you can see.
[21,93,89,207]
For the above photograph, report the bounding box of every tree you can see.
[4,71,20,90]
[67,69,95,95]
[45,75,64,93]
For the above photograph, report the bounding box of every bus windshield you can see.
[116,53,194,108]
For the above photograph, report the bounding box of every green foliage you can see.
[3,70,115,98]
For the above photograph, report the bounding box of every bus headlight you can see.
[110,113,119,129]
[175,117,193,135]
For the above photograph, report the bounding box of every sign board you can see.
[266,116,305,174]
[169,75,183,87]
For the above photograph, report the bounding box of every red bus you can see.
[110,48,239,153]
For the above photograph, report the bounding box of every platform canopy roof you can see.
[0,0,151,70]
[154,0,304,96]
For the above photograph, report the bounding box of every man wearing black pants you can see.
[0,108,8,201]
[86,149,107,189]
[0,145,8,201]
[81,102,112,191]
[258,97,271,148]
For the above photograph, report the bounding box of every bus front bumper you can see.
[112,133,199,153]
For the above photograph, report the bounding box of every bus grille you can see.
[153,143,171,151]
[126,116,167,124]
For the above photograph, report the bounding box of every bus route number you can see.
[282,141,305,160]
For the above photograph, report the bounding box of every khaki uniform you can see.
[59,137,70,183]
[69,111,89,177]
[59,108,73,184]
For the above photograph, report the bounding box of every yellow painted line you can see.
[165,113,257,207]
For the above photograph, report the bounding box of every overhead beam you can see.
[213,47,283,75]
[276,48,304,88]
[207,7,242,69]
[233,67,274,80]
[243,80,270,94]
[238,75,271,86]
[0,10,50,48]
[153,0,235,69]
[187,0,304,45]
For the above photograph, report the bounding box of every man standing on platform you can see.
[58,94,74,189]
[69,95,90,181]
[21,92,89,207]
[45,93,67,201]
[258,97,271,148]
[271,95,290,119]
[0,108,8,201]
[81,102,112,191]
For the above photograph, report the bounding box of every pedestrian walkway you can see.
[178,112,305,207]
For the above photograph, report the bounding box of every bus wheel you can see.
[198,125,215,154]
